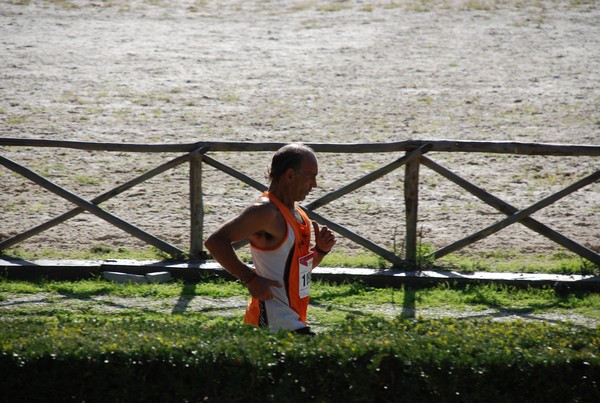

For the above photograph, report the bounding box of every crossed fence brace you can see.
[0,148,209,259]
[1,143,599,266]
[209,145,600,266]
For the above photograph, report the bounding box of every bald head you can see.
[268,143,316,183]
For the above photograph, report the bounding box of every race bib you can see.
[298,252,314,298]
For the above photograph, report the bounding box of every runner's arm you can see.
[204,204,282,299]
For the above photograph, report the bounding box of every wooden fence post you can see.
[3,139,599,266]
[404,155,420,264]
[189,153,204,259]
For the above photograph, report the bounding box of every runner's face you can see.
[293,155,318,201]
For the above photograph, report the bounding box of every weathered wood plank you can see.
[0,155,186,258]
[189,153,204,259]
[2,138,598,267]
[406,140,600,156]
[305,144,432,210]
[201,154,267,252]
[421,156,600,265]
[301,208,407,267]
[2,138,600,155]
[432,169,600,260]
[201,154,268,192]
[404,156,420,263]
[0,147,207,251]
[200,155,406,266]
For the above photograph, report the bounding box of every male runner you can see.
[204,143,336,334]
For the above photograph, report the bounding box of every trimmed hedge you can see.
[1,316,598,402]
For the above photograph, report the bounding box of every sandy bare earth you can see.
[0,0,599,263]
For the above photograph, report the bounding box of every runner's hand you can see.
[312,221,336,254]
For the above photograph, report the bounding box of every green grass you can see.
[319,251,387,268]
[309,281,600,326]
[74,174,103,186]
[2,245,172,261]
[1,277,598,329]
[1,277,598,401]
[0,277,246,300]
[439,250,600,276]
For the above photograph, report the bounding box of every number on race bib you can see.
[298,252,313,298]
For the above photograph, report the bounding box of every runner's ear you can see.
[283,167,296,182]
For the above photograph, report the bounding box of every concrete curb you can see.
[1,258,599,291]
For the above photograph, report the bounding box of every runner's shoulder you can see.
[246,197,280,221]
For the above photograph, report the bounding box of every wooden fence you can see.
[1,138,599,267]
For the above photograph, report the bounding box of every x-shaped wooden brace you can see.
[201,145,433,267]
[421,157,600,265]
[0,147,208,258]
[203,148,598,266]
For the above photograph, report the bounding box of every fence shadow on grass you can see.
[172,282,196,314]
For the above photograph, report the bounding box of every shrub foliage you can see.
[1,315,598,402]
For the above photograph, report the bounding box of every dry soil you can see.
[1,0,599,262]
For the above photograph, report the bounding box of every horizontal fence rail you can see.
[1,138,599,267]
[2,138,600,155]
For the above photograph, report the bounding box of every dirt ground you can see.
[1,0,599,262]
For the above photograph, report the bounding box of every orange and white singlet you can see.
[244,192,313,332]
